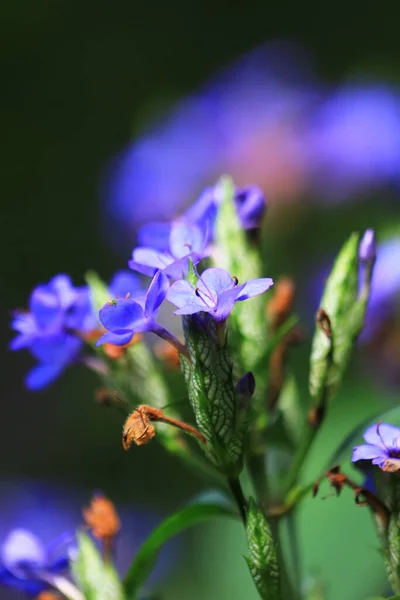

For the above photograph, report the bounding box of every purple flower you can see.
[0,528,73,595]
[352,422,400,472]
[166,267,274,322]
[10,275,96,390]
[129,221,209,280]
[97,271,169,346]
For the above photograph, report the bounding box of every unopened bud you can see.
[234,186,266,230]
[359,228,376,264]
[83,493,121,542]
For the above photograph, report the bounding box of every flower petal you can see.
[236,277,274,300]
[1,529,46,570]
[29,287,60,329]
[130,247,173,273]
[26,363,65,390]
[166,280,206,314]
[99,298,144,333]
[96,330,135,347]
[145,271,169,317]
[199,268,236,297]
[137,222,172,251]
[351,444,387,462]
[234,186,266,229]
[30,334,81,365]
[169,222,204,259]
[363,422,400,448]
[109,271,141,299]
[214,286,244,321]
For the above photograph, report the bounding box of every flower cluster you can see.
[97,181,272,353]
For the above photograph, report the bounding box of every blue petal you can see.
[99,298,145,332]
[29,333,81,365]
[48,275,78,310]
[109,270,141,299]
[169,222,205,259]
[1,529,46,570]
[96,330,135,346]
[26,363,65,390]
[363,422,400,449]
[29,287,60,329]
[131,247,173,271]
[236,278,274,300]
[166,280,206,315]
[145,271,169,318]
[351,444,387,462]
[137,222,172,251]
[9,334,33,352]
[214,287,243,321]
[184,186,219,233]
[199,268,236,297]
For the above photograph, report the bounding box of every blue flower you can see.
[0,528,73,596]
[166,267,274,322]
[97,271,170,346]
[352,422,400,472]
[10,275,96,390]
[129,221,209,280]
[109,270,142,299]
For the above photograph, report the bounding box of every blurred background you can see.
[1,2,400,598]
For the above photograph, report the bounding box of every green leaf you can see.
[85,270,110,314]
[245,498,280,600]
[71,531,126,600]
[124,503,238,599]
[309,232,369,404]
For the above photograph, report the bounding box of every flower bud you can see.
[359,228,376,264]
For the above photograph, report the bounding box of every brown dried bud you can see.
[83,493,121,544]
[266,276,296,330]
[316,308,332,338]
[122,405,159,449]
[122,404,206,451]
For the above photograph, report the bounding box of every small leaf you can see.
[124,503,238,599]
[85,270,111,314]
[71,531,126,600]
[245,498,279,600]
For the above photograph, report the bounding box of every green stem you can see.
[227,476,248,524]
[282,420,318,497]
[246,451,268,504]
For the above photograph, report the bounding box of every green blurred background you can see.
[1,2,400,599]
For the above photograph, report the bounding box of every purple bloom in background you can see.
[0,528,72,596]
[352,422,400,472]
[167,267,273,322]
[97,271,169,346]
[101,42,315,248]
[129,221,209,279]
[307,85,400,199]
[10,275,96,390]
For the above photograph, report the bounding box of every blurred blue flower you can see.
[130,221,209,279]
[166,267,273,322]
[359,228,376,264]
[234,186,266,229]
[10,275,96,390]
[102,42,316,247]
[0,528,73,596]
[97,271,170,346]
[307,85,400,199]
[352,422,400,472]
